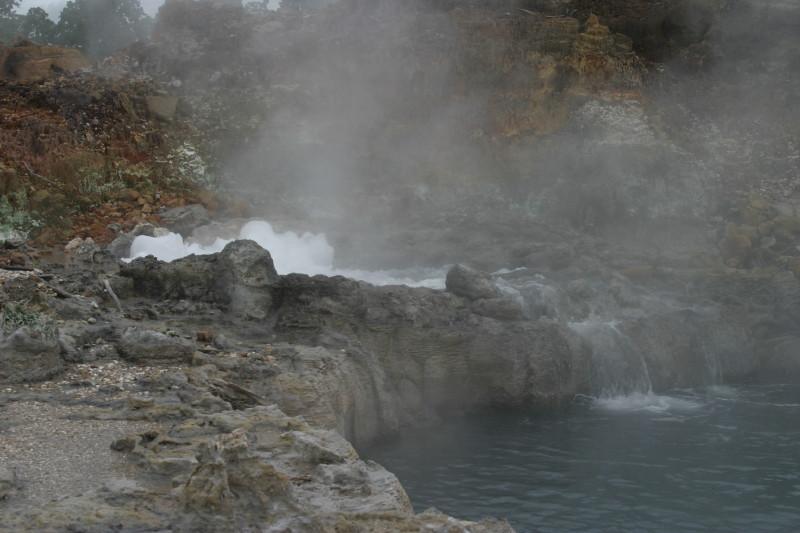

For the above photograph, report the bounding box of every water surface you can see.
[365,385,800,532]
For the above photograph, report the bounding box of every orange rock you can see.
[120,188,141,202]
[0,41,91,82]
[197,330,215,343]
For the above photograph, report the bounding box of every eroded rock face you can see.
[119,244,590,444]
[4,404,513,532]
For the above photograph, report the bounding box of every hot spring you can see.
[125,219,446,288]
[364,385,800,532]
[126,220,800,532]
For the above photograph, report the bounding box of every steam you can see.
[216,0,800,267]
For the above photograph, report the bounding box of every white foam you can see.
[593,392,702,413]
[125,220,446,288]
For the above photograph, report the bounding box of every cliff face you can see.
[134,0,795,246]
[451,11,642,137]
[2,0,798,272]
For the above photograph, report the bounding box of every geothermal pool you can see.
[365,385,800,532]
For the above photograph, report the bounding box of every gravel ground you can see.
[0,401,156,505]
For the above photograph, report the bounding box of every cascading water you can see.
[568,318,654,398]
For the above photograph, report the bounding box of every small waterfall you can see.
[569,319,653,398]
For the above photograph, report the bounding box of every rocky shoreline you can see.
[2,212,799,530]
[1,241,523,531]
[1,0,799,530]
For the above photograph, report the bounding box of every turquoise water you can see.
[365,386,800,532]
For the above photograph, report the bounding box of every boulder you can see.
[0,41,91,82]
[0,327,63,383]
[445,264,499,300]
[58,332,80,362]
[159,204,211,237]
[108,223,170,259]
[217,240,279,319]
[471,297,526,321]
[118,327,195,362]
[120,240,279,318]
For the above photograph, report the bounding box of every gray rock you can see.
[108,233,135,260]
[523,244,575,271]
[118,327,195,362]
[49,296,97,321]
[145,95,179,121]
[108,233,134,259]
[471,297,525,320]
[0,466,18,500]
[445,264,499,301]
[757,336,800,383]
[159,204,211,237]
[108,223,170,259]
[83,342,119,362]
[218,240,279,319]
[0,327,62,383]
[121,240,279,318]
[269,275,589,445]
[58,332,80,362]
[212,333,235,350]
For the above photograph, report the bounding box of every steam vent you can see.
[2,0,800,531]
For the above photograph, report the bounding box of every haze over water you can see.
[365,385,800,532]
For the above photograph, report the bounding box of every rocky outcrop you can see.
[446,264,500,300]
[569,0,720,60]
[0,327,62,384]
[4,404,513,532]
[0,41,91,82]
[118,327,196,362]
[121,240,279,318]
[119,251,590,445]
[2,232,798,531]
[453,8,642,137]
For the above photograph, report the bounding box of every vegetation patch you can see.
[0,302,56,339]
[0,190,41,242]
